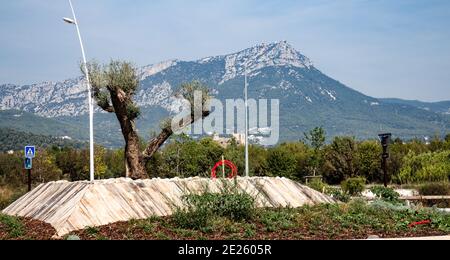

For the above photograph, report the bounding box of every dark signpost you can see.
[24,146,35,192]
[378,134,392,187]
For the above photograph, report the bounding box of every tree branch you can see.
[142,110,210,160]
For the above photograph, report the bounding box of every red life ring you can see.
[211,160,238,179]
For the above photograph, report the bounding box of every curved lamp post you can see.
[63,0,95,182]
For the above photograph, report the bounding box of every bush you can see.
[418,183,450,208]
[0,214,24,238]
[370,186,401,203]
[0,186,25,210]
[325,187,350,202]
[419,182,450,196]
[172,187,256,230]
[395,150,450,184]
[307,179,327,193]
[341,177,366,196]
[258,209,297,232]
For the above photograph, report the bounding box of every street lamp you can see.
[378,133,392,187]
[63,0,95,182]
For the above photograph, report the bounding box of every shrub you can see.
[341,177,366,196]
[418,183,450,208]
[395,150,450,184]
[0,186,25,210]
[326,187,350,202]
[0,214,24,238]
[370,186,401,203]
[307,179,327,193]
[419,182,450,196]
[258,209,297,232]
[267,147,297,178]
[172,187,256,230]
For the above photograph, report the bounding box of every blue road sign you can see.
[25,157,32,170]
[25,146,35,158]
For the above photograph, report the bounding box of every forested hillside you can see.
[0,128,85,152]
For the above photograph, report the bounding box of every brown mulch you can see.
[0,217,57,240]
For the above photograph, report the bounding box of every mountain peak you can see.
[140,59,178,80]
[219,41,313,84]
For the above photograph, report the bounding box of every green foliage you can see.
[0,153,23,187]
[248,145,269,176]
[266,145,297,178]
[323,137,358,184]
[419,182,450,196]
[172,187,255,230]
[0,128,84,152]
[370,186,401,203]
[126,103,141,120]
[87,60,141,124]
[0,110,91,146]
[418,182,450,209]
[85,226,100,237]
[0,186,26,210]
[0,214,24,238]
[178,81,210,110]
[325,187,350,202]
[258,209,297,232]
[297,200,450,236]
[341,177,366,196]
[356,141,382,183]
[307,179,327,193]
[157,135,224,178]
[104,149,126,178]
[395,150,450,184]
[87,60,139,95]
[304,127,326,151]
[0,124,448,196]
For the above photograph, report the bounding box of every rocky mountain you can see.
[380,98,450,115]
[1,41,449,146]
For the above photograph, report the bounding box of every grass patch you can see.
[155,232,170,240]
[258,208,297,232]
[172,185,256,231]
[0,214,25,238]
[85,226,99,237]
[137,220,157,234]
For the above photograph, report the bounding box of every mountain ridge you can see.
[1,41,449,145]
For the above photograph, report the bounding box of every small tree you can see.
[304,127,326,151]
[323,136,358,184]
[303,127,326,176]
[267,145,297,178]
[85,60,211,179]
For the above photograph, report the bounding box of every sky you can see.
[0,0,449,102]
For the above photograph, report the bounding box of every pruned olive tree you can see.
[84,60,211,179]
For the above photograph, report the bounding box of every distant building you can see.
[212,133,246,148]
[424,136,431,145]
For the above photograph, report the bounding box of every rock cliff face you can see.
[1,41,448,143]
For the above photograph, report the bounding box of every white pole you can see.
[244,66,249,178]
[68,0,95,182]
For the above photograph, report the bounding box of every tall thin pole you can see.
[382,157,388,188]
[222,155,225,178]
[68,0,95,182]
[244,66,249,178]
[27,169,32,192]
